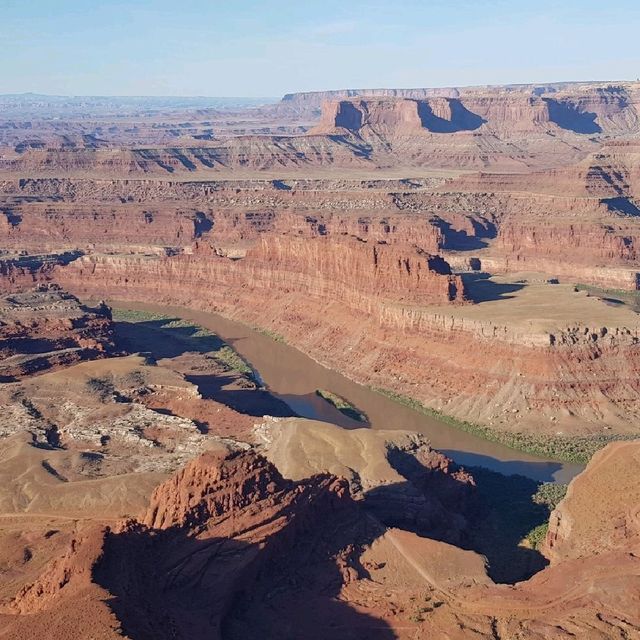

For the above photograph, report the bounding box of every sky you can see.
[1,0,639,97]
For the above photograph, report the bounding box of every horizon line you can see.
[1,77,637,101]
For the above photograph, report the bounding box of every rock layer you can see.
[52,251,640,439]
[0,285,114,380]
[3,440,640,639]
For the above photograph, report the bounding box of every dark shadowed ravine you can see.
[111,300,584,484]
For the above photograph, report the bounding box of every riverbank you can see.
[114,306,611,465]
[106,300,585,482]
[370,388,633,464]
[315,388,368,423]
[112,308,257,378]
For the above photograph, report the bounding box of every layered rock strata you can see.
[2,440,639,639]
[3,154,640,290]
[55,234,466,307]
[52,249,640,438]
[0,285,114,379]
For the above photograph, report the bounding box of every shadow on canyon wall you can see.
[461,273,525,302]
[417,98,486,133]
[372,449,552,584]
[334,100,365,130]
[464,466,551,583]
[602,196,640,217]
[543,98,602,134]
[193,211,214,237]
[435,217,498,251]
[94,509,396,639]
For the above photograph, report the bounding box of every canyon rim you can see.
[1,1,640,638]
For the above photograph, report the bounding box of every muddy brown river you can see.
[112,301,584,483]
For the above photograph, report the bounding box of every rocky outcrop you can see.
[5,155,640,292]
[52,250,640,438]
[0,83,638,180]
[141,447,349,531]
[0,285,114,379]
[2,139,640,292]
[254,419,474,544]
[0,135,375,175]
[3,85,638,177]
[544,440,640,562]
[0,251,83,292]
[4,441,640,639]
[5,449,372,640]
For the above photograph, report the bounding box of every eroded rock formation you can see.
[52,249,640,441]
[2,440,639,639]
[2,81,640,453]
[0,285,114,380]
[2,449,382,639]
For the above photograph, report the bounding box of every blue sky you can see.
[2,0,639,97]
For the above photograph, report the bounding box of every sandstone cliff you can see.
[52,249,640,441]
[55,235,465,308]
[3,441,640,639]
[284,81,640,134]
[544,440,640,563]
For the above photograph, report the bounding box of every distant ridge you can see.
[281,80,637,107]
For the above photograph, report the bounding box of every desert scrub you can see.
[368,387,630,464]
[112,308,255,377]
[533,482,568,510]
[574,283,640,312]
[254,327,286,343]
[111,308,169,323]
[526,523,549,550]
[214,345,255,376]
[86,376,115,402]
[524,483,567,549]
[315,389,368,422]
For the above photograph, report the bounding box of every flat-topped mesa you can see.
[281,81,640,108]
[281,86,462,107]
[308,87,640,139]
[309,97,485,137]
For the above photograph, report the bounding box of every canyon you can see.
[1,427,638,639]
[1,80,640,638]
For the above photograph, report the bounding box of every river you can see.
[111,301,584,483]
